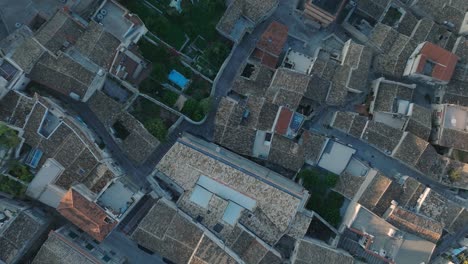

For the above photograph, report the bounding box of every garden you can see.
[8,162,34,183]
[0,175,26,198]
[130,96,180,141]
[120,0,231,77]
[297,168,345,228]
[0,124,20,149]
[137,38,212,122]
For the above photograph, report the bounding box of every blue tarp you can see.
[168,70,189,89]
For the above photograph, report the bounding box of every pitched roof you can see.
[268,135,305,172]
[256,21,288,57]
[414,42,458,82]
[301,130,327,165]
[74,21,121,70]
[57,188,116,242]
[274,107,293,135]
[386,206,443,243]
[405,104,432,140]
[362,121,404,153]
[10,38,45,73]
[32,231,98,264]
[34,9,84,54]
[30,53,96,99]
[392,132,429,166]
[293,239,354,264]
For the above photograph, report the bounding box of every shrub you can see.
[162,91,179,107]
[144,118,168,141]
[9,162,34,182]
[0,124,20,149]
[449,168,461,182]
[0,175,26,197]
[182,99,205,121]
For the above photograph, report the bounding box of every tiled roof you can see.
[268,135,305,172]
[30,53,95,99]
[10,38,45,73]
[75,21,120,70]
[256,21,288,57]
[32,231,98,264]
[415,144,449,181]
[362,121,404,153]
[294,239,354,264]
[405,104,432,140]
[386,206,443,243]
[392,133,428,166]
[415,42,459,82]
[274,107,293,135]
[57,188,116,242]
[157,139,304,235]
[232,63,274,97]
[35,9,84,54]
[301,130,327,164]
[358,173,392,211]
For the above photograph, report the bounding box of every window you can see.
[85,243,94,250]
[68,231,78,239]
[102,255,111,262]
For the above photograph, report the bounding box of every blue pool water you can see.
[168,70,189,89]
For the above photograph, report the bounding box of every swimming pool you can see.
[168,70,189,89]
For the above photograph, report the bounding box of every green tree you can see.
[182,99,204,121]
[162,91,179,107]
[9,162,33,182]
[0,124,20,149]
[0,175,26,197]
[199,97,212,115]
[145,118,168,141]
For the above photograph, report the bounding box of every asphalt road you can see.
[307,114,468,208]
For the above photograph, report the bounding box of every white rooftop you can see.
[26,158,65,208]
[318,141,356,175]
[283,50,314,74]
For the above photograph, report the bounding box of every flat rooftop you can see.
[318,141,356,175]
[444,105,468,131]
[284,50,314,74]
[0,0,65,36]
[97,180,135,218]
[95,1,132,41]
[351,207,435,263]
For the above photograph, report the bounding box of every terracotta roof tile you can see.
[57,188,116,241]
[275,107,292,135]
[256,21,288,57]
[415,42,459,82]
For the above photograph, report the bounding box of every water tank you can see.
[100,9,108,16]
